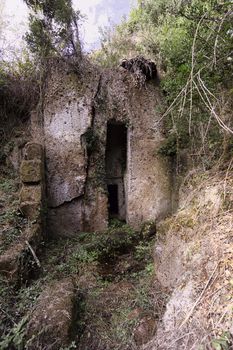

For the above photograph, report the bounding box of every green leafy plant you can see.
[24,0,82,60]
[0,316,28,350]
[60,341,77,349]
[109,218,126,229]
[211,332,232,350]
[95,0,233,167]
[82,127,98,155]
[134,241,152,262]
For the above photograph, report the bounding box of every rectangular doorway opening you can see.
[107,184,119,217]
[105,121,127,221]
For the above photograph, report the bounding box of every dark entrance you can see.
[107,184,119,215]
[105,122,127,220]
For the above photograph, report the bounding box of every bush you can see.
[95,0,233,166]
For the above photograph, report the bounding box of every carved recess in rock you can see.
[40,62,172,236]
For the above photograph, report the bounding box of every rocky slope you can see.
[144,167,233,350]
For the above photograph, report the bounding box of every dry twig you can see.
[25,240,41,268]
[179,262,219,330]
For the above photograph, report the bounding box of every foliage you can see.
[95,0,233,167]
[0,275,43,349]
[0,1,83,142]
[211,332,232,350]
[109,218,126,229]
[92,225,138,262]
[24,0,82,60]
[0,175,24,255]
[0,4,40,122]
[154,0,233,162]
[0,217,160,350]
[0,51,40,133]
[82,127,99,155]
[61,341,77,350]
[53,224,139,276]
[134,241,153,263]
[91,19,139,68]
[0,316,28,350]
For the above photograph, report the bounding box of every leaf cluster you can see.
[94,0,233,166]
[24,0,81,59]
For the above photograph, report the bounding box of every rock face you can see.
[0,243,24,280]
[20,160,42,183]
[35,61,172,236]
[134,315,157,345]
[144,173,233,350]
[20,142,45,222]
[0,142,44,282]
[26,278,76,349]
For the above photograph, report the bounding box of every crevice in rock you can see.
[48,194,84,210]
[81,73,103,198]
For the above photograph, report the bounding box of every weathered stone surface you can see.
[47,200,83,237]
[83,190,108,232]
[7,141,44,284]
[26,278,76,349]
[44,93,91,207]
[20,160,42,183]
[133,315,157,345]
[47,168,86,207]
[24,142,43,160]
[26,223,43,245]
[0,243,24,279]
[0,224,42,281]
[41,62,172,235]
[20,185,42,203]
[20,202,41,221]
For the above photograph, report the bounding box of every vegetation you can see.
[93,0,233,167]
[0,0,83,151]
[0,1,232,349]
[24,0,82,60]
[0,25,39,139]
[0,223,160,349]
[0,174,23,255]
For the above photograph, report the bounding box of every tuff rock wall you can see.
[35,62,172,236]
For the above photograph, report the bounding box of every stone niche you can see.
[105,122,127,221]
[38,62,172,236]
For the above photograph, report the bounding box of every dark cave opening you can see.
[107,184,119,215]
[105,122,127,220]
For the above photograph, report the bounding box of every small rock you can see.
[0,243,24,280]
[133,315,157,346]
[20,202,40,221]
[24,143,43,160]
[20,185,42,203]
[20,160,42,183]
